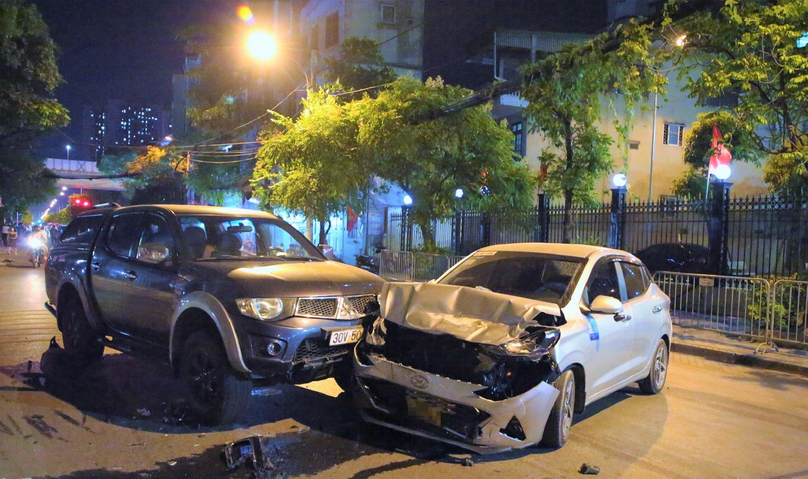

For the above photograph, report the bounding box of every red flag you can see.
[708,123,732,175]
[346,206,358,232]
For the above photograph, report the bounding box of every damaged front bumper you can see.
[353,344,560,454]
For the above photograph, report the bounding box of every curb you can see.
[671,341,808,378]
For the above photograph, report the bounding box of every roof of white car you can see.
[476,242,631,260]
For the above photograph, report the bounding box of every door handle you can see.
[91,261,100,272]
[123,270,137,281]
[614,313,632,322]
[652,305,663,314]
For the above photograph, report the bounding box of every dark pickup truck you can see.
[45,204,384,424]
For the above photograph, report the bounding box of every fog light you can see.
[266,340,284,356]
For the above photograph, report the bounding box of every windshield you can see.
[438,251,584,305]
[178,215,324,261]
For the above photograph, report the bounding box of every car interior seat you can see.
[216,233,242,257]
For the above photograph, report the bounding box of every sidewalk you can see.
[672,324,808,378]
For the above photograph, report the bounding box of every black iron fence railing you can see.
[385,184,808,278]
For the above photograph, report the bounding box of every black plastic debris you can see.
[40,337,95,381]
[462,458,475,467]
[579,463,600,475]
[224,436,275,475]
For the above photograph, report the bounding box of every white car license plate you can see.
[329,327,364,346]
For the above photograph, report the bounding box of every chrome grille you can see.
[296,298,338,318]
[347,295,377,315]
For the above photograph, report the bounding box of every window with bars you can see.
[380,4,395,24]
[511,122,524,157]
[325,12,339,47]
[663,123,684,146]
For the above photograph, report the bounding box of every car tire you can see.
[180,330,251,426]
[541,369,575,449]
[638,339,669,395]
[60,295,104,361]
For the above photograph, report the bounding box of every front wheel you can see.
[541,369,576,448]
[180,330,251,426]
[638,339,669,394]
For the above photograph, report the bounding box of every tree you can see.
[670,0,808,195]
[356,76,536,247]
[0,0,69,216]
[99,146,187,204]
[521,22,660,242]
[252,89,366,244]
[322,37,397,97]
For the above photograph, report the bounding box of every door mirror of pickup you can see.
[137,243,171,265]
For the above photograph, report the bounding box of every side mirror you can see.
[137,243,170,264]
[589,295,623,315]
[318,243,335,260]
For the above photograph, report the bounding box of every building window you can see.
[511,122,523,157]
[663,123,684,146]
[325,12,339,48]
[380,4,395,24]
[629,140,640,150]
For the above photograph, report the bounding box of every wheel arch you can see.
[566,363,587,414]
[169,291,250,376]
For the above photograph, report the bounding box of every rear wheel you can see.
[638,339,669,394]
[180,330,251,426]
[541,369,575,448]
[60,295,104,361]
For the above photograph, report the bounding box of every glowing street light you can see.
[612,173,628,189]
[403,194,413,206]
[454,188,464,199]
[247,31,277,61]
[713,164,731,181]
[66,144,71,160]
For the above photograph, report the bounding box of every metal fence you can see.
[653,271,771,341]
[386,190,808,278]
[379,251,464,282]
[769,280,808,346]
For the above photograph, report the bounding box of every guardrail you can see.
[379,251,465,282]
[653,271,771,341]
[769,280,808,347]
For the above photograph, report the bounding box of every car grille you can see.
[295,295,377,319]
[297,298,339,317]
[293,338,352,363]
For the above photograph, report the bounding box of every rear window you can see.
[59,215,105,245]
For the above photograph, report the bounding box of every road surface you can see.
[1,256,807,479]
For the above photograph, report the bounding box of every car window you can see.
[438,251,583,305]
[135,214,175,265]
[106,214,142,258]
[59,214,104,245]
[620,262,649,299]
[585,261,621,304]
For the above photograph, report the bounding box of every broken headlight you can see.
[483,328,560,360]
[366,316,388,346]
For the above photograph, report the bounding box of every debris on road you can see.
[579,463,600,475]
[137,408,151,417]
[297,425,310,434]
[462,458,475,467]
[223,435,286,479]
[39,337,97,382]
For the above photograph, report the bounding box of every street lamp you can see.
[247,30,277,61]
[66,144,71,160]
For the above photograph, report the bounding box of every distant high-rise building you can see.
[82,100,171,159]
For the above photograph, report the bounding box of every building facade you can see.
[82,100,171,159]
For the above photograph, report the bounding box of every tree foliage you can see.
[356,77,535,246]
[322,37,397,96]
[98,147,187,204]
[0,0,69,216]
[670,0,808,195]
[521,21,660,242]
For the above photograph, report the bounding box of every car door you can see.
[620,261,665,376]
[90,212,144,333]
[581,259,635,396]
[118,212,180,345]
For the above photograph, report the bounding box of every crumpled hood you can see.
[380,282,561,345]
[197,260,384,298]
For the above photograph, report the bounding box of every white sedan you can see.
[352,243,672,453]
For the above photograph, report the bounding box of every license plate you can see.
[406,396,443,427]
[329,326,364,346]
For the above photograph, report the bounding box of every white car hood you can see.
[379,282,562,346]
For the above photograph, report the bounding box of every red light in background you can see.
[75,199,81,205]
[83,201,90,207]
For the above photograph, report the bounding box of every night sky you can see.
[31,0,607,158]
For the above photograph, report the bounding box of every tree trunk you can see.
[563,189,575,244]
[417,220,436,250]
[318,217,331,245]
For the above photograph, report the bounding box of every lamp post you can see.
[66,144,71,161]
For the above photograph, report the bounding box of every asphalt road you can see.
[1,255,807,479]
